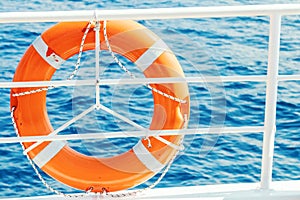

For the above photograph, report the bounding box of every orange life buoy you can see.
[10,20,190,192]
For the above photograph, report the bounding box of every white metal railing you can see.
[0,4,300,22]
[261,13,281,189]
[0,4,300,192]
[1,75,300,89]
[0,126,265,144]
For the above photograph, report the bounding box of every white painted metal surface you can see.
[260,13,281,190]
[95,21,101,109]
[2,74,300,89]
[0,126,265,144]
[0,3,300,199]
[0,4,300,22]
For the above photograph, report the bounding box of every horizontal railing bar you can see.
[0,4,300,23]
[107,76,268,84]
[0,80,95,88]
[2,126,264,144]
[0,76,267,88]
[3,75,300,89]
[277,74,300,81]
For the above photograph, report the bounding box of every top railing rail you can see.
[0,4,300,23]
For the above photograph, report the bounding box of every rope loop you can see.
[144,137,152,148]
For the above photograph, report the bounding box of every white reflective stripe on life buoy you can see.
[135,39,169,72]
[132,140,165,173]
[32,36,64,69]
[32,141,67,168]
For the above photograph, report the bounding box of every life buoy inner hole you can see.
[46,50,154,158]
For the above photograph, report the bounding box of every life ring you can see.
[10,20,190,192]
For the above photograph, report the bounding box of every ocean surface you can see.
[0,0,300,198]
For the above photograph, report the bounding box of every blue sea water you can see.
[0,0,300,198]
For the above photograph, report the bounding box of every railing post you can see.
[260,13,281,189]
[95,20,101,109]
